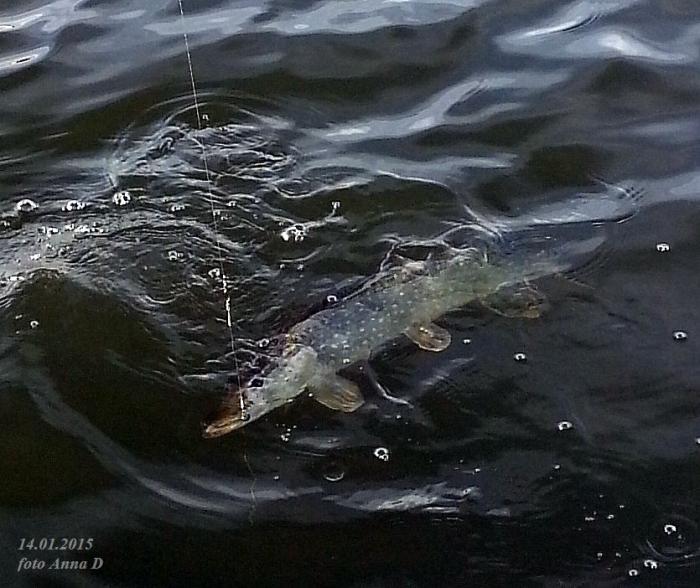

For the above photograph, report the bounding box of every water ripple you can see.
[499,23,696,64]
[508,0,642,40]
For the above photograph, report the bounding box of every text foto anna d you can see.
[17,537,102,573]
[17,556,104,573]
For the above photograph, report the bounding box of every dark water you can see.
[2,0,700,586]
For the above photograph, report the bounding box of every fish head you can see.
[202,344,318,438]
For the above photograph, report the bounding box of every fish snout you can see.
[201,390,251,438]
[201,410,251,438]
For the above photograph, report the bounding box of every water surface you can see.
[2,0,700,585]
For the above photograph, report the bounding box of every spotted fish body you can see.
[202,238,588,438]
[290,250,490,368]
[290,238,576,364]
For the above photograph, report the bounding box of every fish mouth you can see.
[202,388,251,438]
[202,408,252,437]
[201,418,245,438]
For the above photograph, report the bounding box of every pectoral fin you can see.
[481,283,547,319]
[404,322,451,352]
[309,375,364,412]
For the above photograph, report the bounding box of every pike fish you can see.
[202,233,601,438]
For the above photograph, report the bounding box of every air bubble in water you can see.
[673,330,688,341]
[62,200,85,212]
[280,224,307,242]
[167,250,183,261]
[628,569,639,577]
[29,320,39,329]
[465,486,483,501]
[656,243,670,252]
[664,523,677,535]
[170,204,186,213]
[16,199,38,213]
[326,295,338,304]
[514,352,527,362]
[557,421,573,431]
[208,268,221,279]
[323,463,345,482]
[643,559,658,569]
[113,190,132,206]
[373,447,390,461]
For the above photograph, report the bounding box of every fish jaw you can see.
[202,345,319,438]
[202,398,251,438]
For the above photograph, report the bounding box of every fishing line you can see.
[176,0,257,519]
